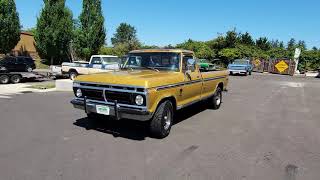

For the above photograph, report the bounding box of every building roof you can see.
[129,49,194,54]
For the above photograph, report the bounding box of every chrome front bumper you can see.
[71,98,153,121]
[229,69,247,74]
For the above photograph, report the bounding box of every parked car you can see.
[228,59,252,76]
[61,55,121,80]
[198,59,216,71]
[71,49,229,138]
[0,56,36,72]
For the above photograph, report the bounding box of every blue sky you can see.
[16,0,320,48]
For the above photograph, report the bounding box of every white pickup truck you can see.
[61,55,121,80]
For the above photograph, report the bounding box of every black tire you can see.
[209,87,222,110]
[149,100,174,139]
[26,66,33,72]
[0,74,10,84]
[69,71,78,80]
[229,71,233,75]
[10,75,21,84]
[249,71,252,75]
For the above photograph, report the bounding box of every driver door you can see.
[181,54,202,105]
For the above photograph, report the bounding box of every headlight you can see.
[135,95,144,106]
[76,88,82,98]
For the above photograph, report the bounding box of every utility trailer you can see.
[0,72,51,84]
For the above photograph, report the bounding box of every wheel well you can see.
[69,69,78,73]
[158,96,177,111]
[218,82,224,91]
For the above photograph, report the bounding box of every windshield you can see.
[233,60,248,65]
[102,57,120,64]
[123,53,180,71]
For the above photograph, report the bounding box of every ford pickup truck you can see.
[62,55,121,80]
[71,49,229,138]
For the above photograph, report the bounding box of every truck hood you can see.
[75,70,183,88]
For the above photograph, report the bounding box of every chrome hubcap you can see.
[163,111,171,130]
[216,93,221,105]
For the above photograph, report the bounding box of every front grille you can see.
[81,89,104,101]
[75,84,146,106]
[105,91,133,104]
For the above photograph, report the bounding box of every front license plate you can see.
[96,105,110,115]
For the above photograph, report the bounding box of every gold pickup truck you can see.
[71,49,229,138]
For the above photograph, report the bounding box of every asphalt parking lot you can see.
[0,74,319,180]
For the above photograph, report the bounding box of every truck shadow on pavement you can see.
[73,101,209,141]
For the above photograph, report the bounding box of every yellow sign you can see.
[275,60,289,73]
[253,59,261,67]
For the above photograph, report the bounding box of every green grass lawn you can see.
[28,82,55,90]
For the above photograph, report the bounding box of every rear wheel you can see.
[10,75,21,84]
[0,75,10,84]
[69,71,78,80]
[229,71,233,75]
[209,87,222,110]
[149,100,174,139]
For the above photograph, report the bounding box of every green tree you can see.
[218,48,241,64]
[225,29,238,48]
[176,39,215,59]
[279,41,285,49]
[0,0,20,54]
[239,32,254,46]
[111,23,141,51]
[297,40,306,50]
[74,0,106,61]
[256,37,271,51]
[312,46,318,51]
[287,38,296,50]
[35,0,73,65]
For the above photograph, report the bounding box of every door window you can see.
[91,57,102,64]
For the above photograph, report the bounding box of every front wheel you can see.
[0,74,10,84]
[209,87,222,110]
[69,71,78,80]
[149,101,174,139]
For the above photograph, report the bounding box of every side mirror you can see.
[187,59,196,71]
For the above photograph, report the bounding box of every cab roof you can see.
[129,49,194,54]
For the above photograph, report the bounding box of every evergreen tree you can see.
[225,29,238,48]
[240,32,254,46]
[287,38,296,50]
[0,0,20,54]
[312,46,318,51]
[297,40,306,50]
[111,23,141,51]
[35,0,73,65]
[74,0,106,60]
[256,37,271,51]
